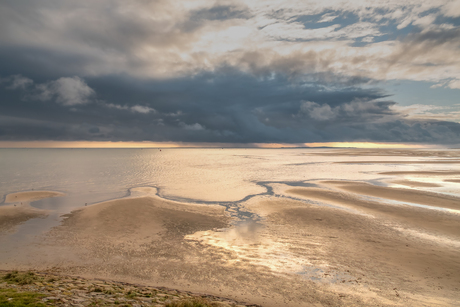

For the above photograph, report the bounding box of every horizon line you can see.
[0,141,443,149]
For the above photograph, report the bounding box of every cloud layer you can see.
[0,0,459,144]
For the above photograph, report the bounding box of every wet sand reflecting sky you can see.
[1,148,460,306]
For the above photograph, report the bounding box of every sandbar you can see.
[5,191,64,203]
[322,180,460,210]
[54,187,229,246]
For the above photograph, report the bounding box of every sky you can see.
[0,0,460,147]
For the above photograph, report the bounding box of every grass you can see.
[0,288,46,307]
[165,297,222,307]
[2,271,42,286]
[1,271,239,307]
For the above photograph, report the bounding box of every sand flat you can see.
[57,190,229,246]
[390,180,441,188]
[322,180,460,210]
[5,191,64,203]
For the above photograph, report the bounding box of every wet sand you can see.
[445,179,460,183]
[308,149,460,157]
[0,191,63,233]
[390,180,441,188]
[286,186,460,239]
[2,149,460,306]
[336,160,460,164]
[34,189,401,306]
[246,196,460,306]
[379,171,460,176]
[321,180,460,210]
[1,184,455,306]
[0,204,49,233]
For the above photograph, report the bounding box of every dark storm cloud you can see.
[1,70,460,144]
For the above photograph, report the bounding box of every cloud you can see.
[318,13,338,23]
[0,71,459,144]
[130,105,156,114]
[447,79,460,89]
[35,76,95,106]
[0,0,458,84]
[105,103,156,114]
[180,122,205,131]
[1,74,34,90]
[0,1,459,145]
[442,1,460,17]
[300,101,337,121]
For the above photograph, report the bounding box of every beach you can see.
[1,148,460,306]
